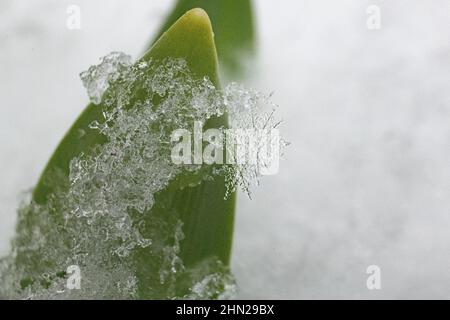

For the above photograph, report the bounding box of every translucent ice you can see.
[0,52,284,299]
[80,52,132,104]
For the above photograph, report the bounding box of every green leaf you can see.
[22,8,235,298]
[151,0,255,77]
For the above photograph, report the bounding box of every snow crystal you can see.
[0,52,284,299]
[80,52,132,104]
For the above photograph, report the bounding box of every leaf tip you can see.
[183,8,211,28]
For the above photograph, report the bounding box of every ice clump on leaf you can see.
[80,52,132,104]
[220,83,289,199]
[0,52,285,299]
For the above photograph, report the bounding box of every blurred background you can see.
[1,0,450,299]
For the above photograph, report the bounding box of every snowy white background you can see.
[1,0,450,299]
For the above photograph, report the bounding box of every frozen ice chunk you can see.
[0,53,285,299]
[80,52,132,104]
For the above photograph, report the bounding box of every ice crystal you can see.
[221,83,288,199]
[0,52,285,299]
[80,52,132,104]
[182,259,238,300]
